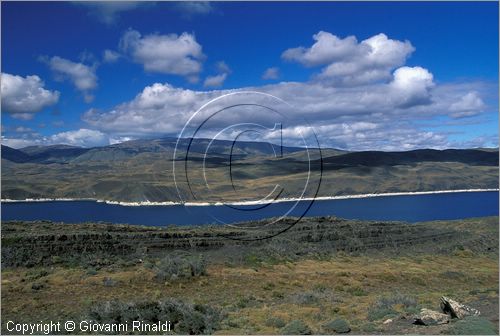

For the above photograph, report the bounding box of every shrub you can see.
[86,268,98,276]
[25,269,49,281]
[88,298,220,334]
[154,254,207,281]
[290,291,320,305]
[31,282,44,290]
[368,293,418,320]
[323,319,351,334]
[281,320,312,335]
[235,295,256,309]
[446,316,497,335]
[367,307,397,321]
[103,277,116,287]
[376,293,417,309]
[347,287,367,296]
[265,316,286,329]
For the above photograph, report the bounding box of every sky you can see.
[1,1,498,150]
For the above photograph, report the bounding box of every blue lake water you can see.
[1,191,498,227]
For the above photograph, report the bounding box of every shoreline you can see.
[1,188,498,207]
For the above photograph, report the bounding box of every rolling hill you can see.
[1,138,498,202]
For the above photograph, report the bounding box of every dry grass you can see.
[2,253,497,334]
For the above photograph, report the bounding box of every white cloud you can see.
[15,126,33,133]
[203,61,231,87]
[103,49,121,63]
[76,1,144,25]
[262,67,280,80]
[1,137,43,149]
[389,66,434,108]
[174,1,213,16]
[203,73,228,88]
[81,69,491,151]
[283,32,361,66]
[49,129,110,147]
[216,61,231,74]
[119,29,204,78]
[1,73,60,119]
[44,56,97,102]
[2,128,110,148]
[449,91,485,118]
[283,32,415,86]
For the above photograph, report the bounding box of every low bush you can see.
[25,269,49,281]
[290,291,320,305]
[280,320,312,335]
[265,316,286,328]
[367,307,398,321]
[154,254,207,281]
[368,293,419,320]
[376,293,418,309]
[87,298,220,334]
[445,316,497,335]
[323,319,351,334]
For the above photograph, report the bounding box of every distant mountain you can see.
[1,138,498,202]
[17,145,90,163]
[320,149,499,168]
[1,146,32,163]
[1,137,312,164]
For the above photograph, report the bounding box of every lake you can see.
[1,191,498,226]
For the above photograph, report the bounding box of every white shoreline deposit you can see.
[1,188,498,207]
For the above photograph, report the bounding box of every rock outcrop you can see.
[414,308,450,325]
[440,296,481,319]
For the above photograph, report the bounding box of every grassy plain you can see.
[1,216,498,334]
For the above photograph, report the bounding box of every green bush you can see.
[323,319,351,333]
[376,293,417,309]
[290,291,320,305]
[347,287,367,296]
[154,254,207,281]
[367,307,397,321]
[25,269,49,281]
[88,298,220,334]
[446,316,497,335]
[368,293,419,320]
[281,320,312,335]
[265,316,286,328]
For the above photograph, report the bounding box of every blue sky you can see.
[1,1,498,150]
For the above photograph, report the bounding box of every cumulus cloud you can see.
[203,73,228,88]
[1,137,43,149]
[283,32,415,86]
[15,126,33,133]
[80,70,492,150]
[103,49,121,63]
[2,128,110,148]
[389,66,434,108]
[76,1,144,25]
[449,91,485,118]
[215,61,231,74]
[43,56,97,102]
[174,1,213,16]
[262,67,280,80]
[119,29,204,78]
[203,61,231,87]
[1,73,60,119]
[49,128,110,147]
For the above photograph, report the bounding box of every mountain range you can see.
[1,138,498,202]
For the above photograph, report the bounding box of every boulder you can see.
[440,296,480,319]
[414,308,450,326]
